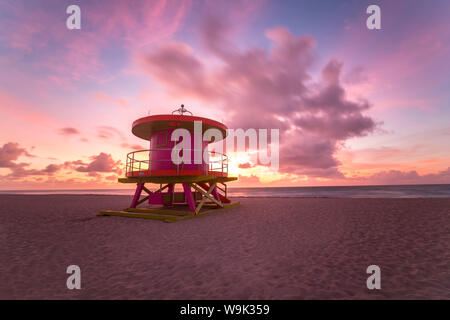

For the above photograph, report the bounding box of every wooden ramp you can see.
[99,202,240,223]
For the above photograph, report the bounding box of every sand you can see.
[0,195,448,299]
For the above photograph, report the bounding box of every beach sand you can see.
[0,195,448,299]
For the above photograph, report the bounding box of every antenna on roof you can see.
[172,104,193,116]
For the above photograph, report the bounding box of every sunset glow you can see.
[1,0,449,189]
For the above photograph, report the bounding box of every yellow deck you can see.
[98,202,240,223]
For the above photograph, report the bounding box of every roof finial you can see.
[172,104,193,116]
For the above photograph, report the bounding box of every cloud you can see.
[58,127,80,136]
[106,174,118,181]
[279,133,343,177]
[140,22,377,178]
[41,164,62,174]
[6,163,64,178]
[364,167,450,185]
[343,66,368,84]
[0,142,62,178]
[120,143,146,151]
[87,172,101,178]
[0,142,35,168]
[97,126,126,140]
[73,153,122,174]
[140,42,217,100]
[237,174,261,186]
[0,142,123,181]
[97,126,145,150]
[238,162,254,169]
[0,0,192,85]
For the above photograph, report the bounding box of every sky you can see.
[0,0,449,189]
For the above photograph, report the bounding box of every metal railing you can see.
[125,149,228,177]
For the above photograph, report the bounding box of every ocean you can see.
[1,184,449,198]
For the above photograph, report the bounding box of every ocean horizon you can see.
[1,184,449,198]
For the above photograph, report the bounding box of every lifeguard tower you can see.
[100,105,239,222]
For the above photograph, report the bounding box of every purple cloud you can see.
[74,153,122,174]
[0,142,35,168]
[0,142,122,180]
[238,162,254,169]
[140,21,377,177]
[58,127,80,136]
[365,167,450,185]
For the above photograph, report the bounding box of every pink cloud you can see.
[0,142,123,180]
[238,163,254,169]
[140,22,377,178]
[74,153,122,174]
[94,92,131,109]
[96,126,145,150]
[5,163,65,179]
[139,42,217,99]
[0,141,62,178]
[58,127,80,136]
[97,126,126,140]
[364,167,450,185]
[5,164,59,179]
[120,143,145,151]
[236,174,261,186]
[88,0,192,48]
[0,0,192,86]
[106,174,118,181]
[343,66,368,85]
[0,142,35,168]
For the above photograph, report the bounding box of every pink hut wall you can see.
[149,128,209,175]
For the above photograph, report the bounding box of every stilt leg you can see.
[167,183,175,206]
[198,182,221,203]
[182,182,196,212]
[130,183,144,208]
[191,182,223,214]
[211,184,220,202]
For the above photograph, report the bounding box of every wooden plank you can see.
[149,184,169,194]
[99,202,240,223]
[98,210,179,222]
[136,195,149,206]
[191,183,223,209]
[142,186,153,195]
[123,207,194,216]
[192,183,216,214]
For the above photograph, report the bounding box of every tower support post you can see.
[182,182,196,212]
[130,183,144,208]
[167,183,175,206]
